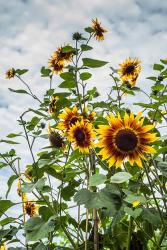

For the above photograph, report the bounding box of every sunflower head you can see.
[118,58,141,84]
[96,112,157,168]
[25,201,38,217]
[57,106,80,131]
[17,180,28,202]
[68,119,95,153]
[48,124,65,149]
[48,56,64,74]
[92,18,107,41]
[49,96,59,114]
[24,165,33,181]
[5,68,15,79]
[82,109,96,122]
[54,46,74,63]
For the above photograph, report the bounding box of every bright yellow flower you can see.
[5,68,15,79]
[92,18,107,41]
[118,58,141,85]
[96,112,157,168]
[68,120,95,153]
[132,200,140,207]
[57,106,80,131]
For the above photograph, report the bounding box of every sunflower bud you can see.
[158,75,163,81]
[72,32,83,41]
[49,131,64,149]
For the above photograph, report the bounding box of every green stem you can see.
[61,224,77,249]
[126,216,133,250]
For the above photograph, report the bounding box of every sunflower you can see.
[48,56,64,74]
[48,124,65,149]
[92,18,107,41]
[5,68,15,79]
[49,96,59,114]
[118,58,141,84]
[17,180,28,202]
[57,106,80,131]
[96,112,157,168]
[25,201,38,217]
[68,120,95,153]
[53,46,74,63]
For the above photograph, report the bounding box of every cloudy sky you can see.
[0,0,167,227]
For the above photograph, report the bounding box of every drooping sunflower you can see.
[24,201,38,217]
[92,18,107,41]
[118,58,141,84]
[48,56,64,74]
[48,96,59,114]
[5,68,15,79]
[17,180,28,202]
[57,106,80,131]
[48,124,65,149]
[53,46,74,63]
[68,120,95,153]
[96,112,157,168]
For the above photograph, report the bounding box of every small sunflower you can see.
[25,201,38,217]
[82,109,96,122]
[68,120,95,153]
[17,180,28,202]
[96,112,157,168]
[57,106,80,131]
[53,46,74,63]
[92,18,107,41]
[48,124,65,149]
[5,68,15,79]
[49,96,59,114]
[48,56,64,74]
[118,58,141,84]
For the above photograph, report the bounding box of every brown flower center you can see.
[124,65,135,74]
[115,129,138,152]
[70,116,79,126]
[74,129,85,143]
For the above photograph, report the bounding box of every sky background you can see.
[0,0,167,243]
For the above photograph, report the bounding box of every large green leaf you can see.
[110,172,132,183]
[82,58,108,68]
[89,174,107,186]
[6,175,18,198]
[0,200,15,217]
[59,80,76,88]
[80,72,92,81]
[25,216,55,241]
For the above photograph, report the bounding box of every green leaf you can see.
[0,200,15,217]
[89,174,107,186]
[7,132,22,138]
[41,66,51,77]
[6,175,18,198]
[0,139,19,144]
[147,76,157,81]
[152,83,164,91]
[62,45,75,53]
[60,72,74,81]
[25,216,55,241]
[110,172,132,183]
[59,80,76,88]
[21,178,46,193]
[142,208,161,227]
[82,58,108,68]
[85,27,94,33]
[15,69,28,75]
[157,161,167,177]
[155,146,167,156]
[153,64,164,71]
[8,88,29,95]
[160,59,167,65]
[81,44,93,51]
[124,207,142,219]
[80,72,92,81]
[0,217,15,226]
[74,189,92,205]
